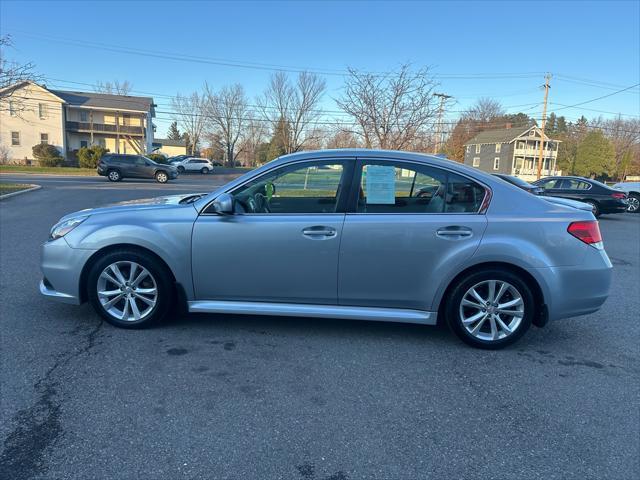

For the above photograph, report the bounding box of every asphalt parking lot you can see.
[1,173,639,480]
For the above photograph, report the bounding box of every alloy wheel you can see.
[627,195,639,213]
[459,280,524,341]
[156,172,168,183]
[97,261,158,321]
[108,171,120,181]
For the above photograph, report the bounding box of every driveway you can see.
[1,174,638,479]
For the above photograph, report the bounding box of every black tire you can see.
[445,268,534,349]
[177,166,185,174]
[201,167,209,174]
[583,200,600,217]
[155,171,169,183]
[87,249,174,329]
[627,193,640,213]
[107,169,121,182]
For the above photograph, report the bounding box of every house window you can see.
[39,103,48,119]
[9,101,16,116]
[475,144,481,154]
[40,133,49,144]
[518,141,526,150]
[80,111,88,122]
[495,144,501,153]
[473,157,480,167]
[80,140,89,148]
[493,158,500,170]
[529,129,535,137]
[11,131,20,146]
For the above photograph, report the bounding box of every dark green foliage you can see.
[145,153,169,164]
[167,121,182,140]
[32,143,64,167]
[77,145,109,168]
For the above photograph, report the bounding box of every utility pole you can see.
[536,74,551,179]
[433,93,452,154]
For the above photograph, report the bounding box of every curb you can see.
[0,184,42,200]
[0,172,97,178]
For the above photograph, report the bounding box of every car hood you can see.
[541,196,594,211]
[60,193,206,220]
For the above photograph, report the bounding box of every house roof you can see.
[49,89,154,113]
[154,138,186,147]
[465,126,534,145]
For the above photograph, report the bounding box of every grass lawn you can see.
[0,183,36,195]
[0,165,96,175]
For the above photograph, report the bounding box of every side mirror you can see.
[212,193,234,215]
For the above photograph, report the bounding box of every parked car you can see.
[168,155,191,164]
[173,157,214,174]
[612,181,640,213]
[532,176,628,217]
[41,150,612,349]
[492,174,544,195]
[97,154,179,183]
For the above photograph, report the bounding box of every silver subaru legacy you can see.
[40,150,612,349]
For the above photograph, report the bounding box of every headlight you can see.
[49,216,89,240]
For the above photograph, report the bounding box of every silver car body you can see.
[40,150,612,324]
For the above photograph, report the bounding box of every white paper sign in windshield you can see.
[366,165,396,204]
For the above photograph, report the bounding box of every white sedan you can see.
[174,158,214,174]
[613,181,640,213]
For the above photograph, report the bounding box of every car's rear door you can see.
[191,157,355,304]
[337,157,488,312]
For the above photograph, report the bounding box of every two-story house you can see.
[0,81,155,163]
[463,125,560,181]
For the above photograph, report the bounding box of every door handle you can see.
[436,226,473,239]
[302,226,337,238]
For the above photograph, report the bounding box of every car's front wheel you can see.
[155,171,169,183]
[445,269,533,349]
[177,166,185,174]
[87,249,174,328]
[107,170,121,182]
[627,193,639,213]
[201,167,209,174]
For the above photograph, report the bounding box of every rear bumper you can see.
[538,248,613,321]
[601,201,628,214]
[40,238,97,305]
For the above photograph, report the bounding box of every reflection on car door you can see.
[191,158,354,305]
[338,158,488,311]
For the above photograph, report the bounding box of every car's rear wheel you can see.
[87,250,174,328]
[155,171,169,183]
[107,170,121,182]
[627,193,639,213]
[583,200,600,217]
[201,167,209,174]
[445,269,533,349]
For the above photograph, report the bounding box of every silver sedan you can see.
[40,150,612,348]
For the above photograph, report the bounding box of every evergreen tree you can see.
[574,130,615,179]
[546,113,557,135]
[556,116,568,134]
[166,121,182,140]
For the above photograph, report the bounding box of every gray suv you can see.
[41,150,612,349]
[97,154,178,183]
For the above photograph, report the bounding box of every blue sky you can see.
[2,0,639,136]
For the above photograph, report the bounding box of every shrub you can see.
[32,144,64,167]
[78,145,109,168]
[146,153,169,164]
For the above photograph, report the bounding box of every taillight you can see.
[611,192,626,199]
[568,221,603,249]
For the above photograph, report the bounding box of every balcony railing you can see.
[514,147,557,157]
[66,121,144,136]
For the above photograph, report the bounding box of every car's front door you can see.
[191,158,354,304]
[338,158,488,311]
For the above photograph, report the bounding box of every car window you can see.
[356,161,484,214]
[537,179,561,190]
[134,156,146,166]
[230,161,346,214]
[560,179,591,190]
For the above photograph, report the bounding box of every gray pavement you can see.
[1,174,639,479]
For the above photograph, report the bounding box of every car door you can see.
[187,159,201,172]
[128,156,148,178]
[191,158,354,304]
[536,178,563,196]
[338,158,488,311]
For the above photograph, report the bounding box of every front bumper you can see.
[40,238,97,305]
[169,171,178,179]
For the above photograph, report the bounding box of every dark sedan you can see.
[493,174,543,194]
[533,176,628,217]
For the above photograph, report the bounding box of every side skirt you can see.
[188,300,437,325]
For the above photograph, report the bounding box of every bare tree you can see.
[236,113,267,167]
[259,71,327,154]
[325,129,361,149]
[171,91,207,155]
[95,80,133,95]
[336,65,439,150]
[462,98,505,123]
[0,35,40,116]
[591,116,640,180]
[204,83,248,166]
